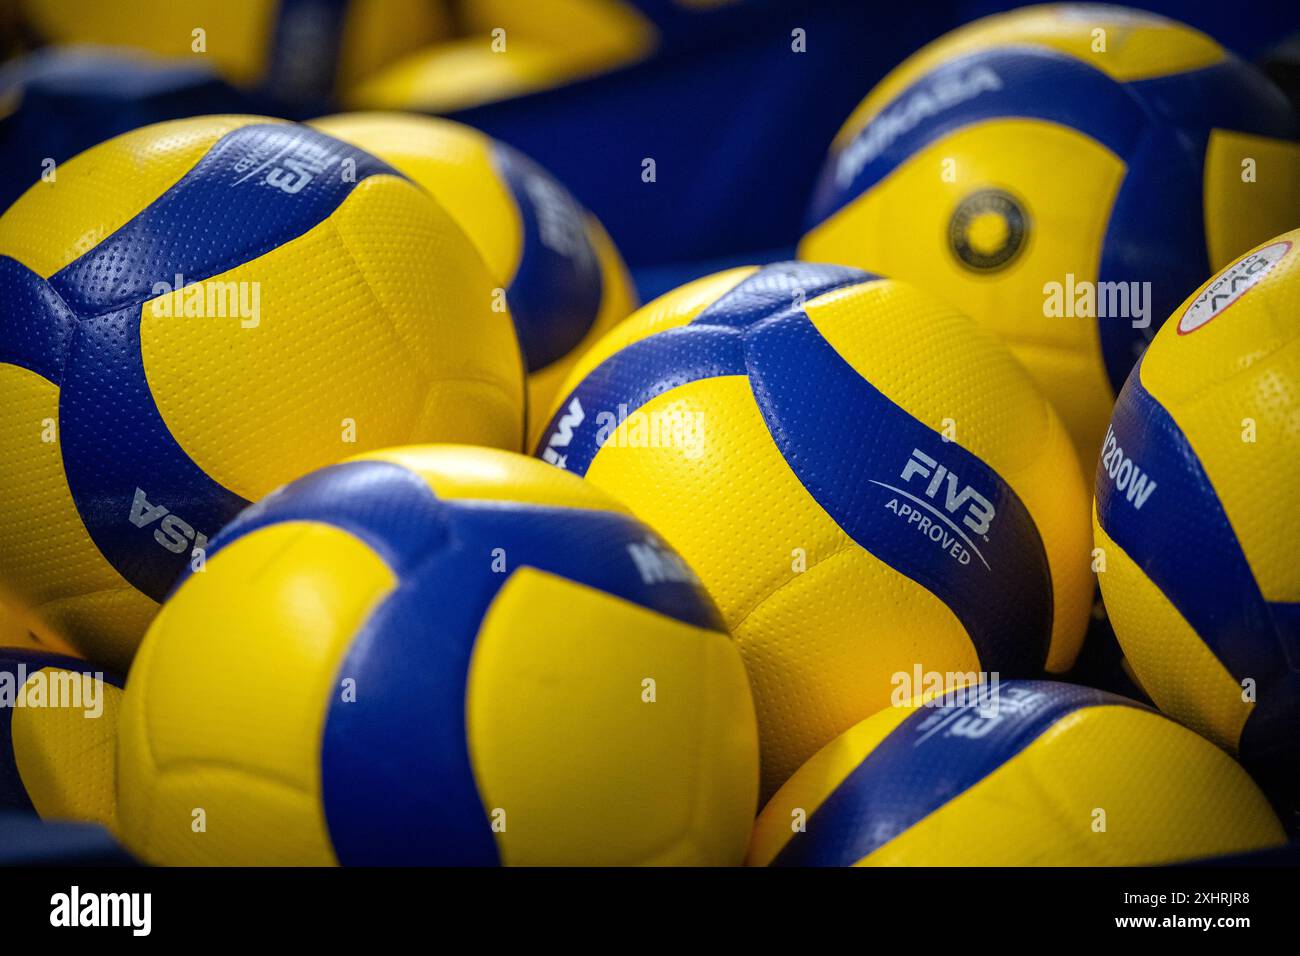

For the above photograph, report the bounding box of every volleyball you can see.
[117,445,758,866]
[801,4,1300,468]
[535,260,1092,794]
[0,115,523,668]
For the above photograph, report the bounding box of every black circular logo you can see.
[948,189,1028,272]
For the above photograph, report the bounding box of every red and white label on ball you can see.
[1178,240,1292,335]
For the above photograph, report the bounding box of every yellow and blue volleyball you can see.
[0,648,121,833]
[17,0,450,104]
[800,4,1300,468]
[534,261,1092,795]
[117,445,758,866]
[312,111,638,443]
[0,115,524,670]
[749,680,1285,866]
[1094,228,1300,789]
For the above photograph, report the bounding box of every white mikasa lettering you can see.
[626,537,700,586]
[128,487,209,556]
[836,66,1003,187]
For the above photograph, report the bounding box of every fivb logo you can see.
[541,397,585,469]
[901,448,996,537]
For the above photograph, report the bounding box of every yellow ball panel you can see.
[343,1,655,113]
[308,112,638,445]
[329,175,525,449]
[736,544,974,797]
[335,0,453,90]
[1138,232,1300,602]
[344,39,607,113]
[581,371,991,796]
[861,705,1281,865]
[0,115,265,277]
[801,118,1125,468]
[19,0,277,87]
[139,175,523,504]
[463,0,656,51]
[118,521,396,865]
[1094,506,1251,753]
[1203,132,1300,273]
[310,112,524,284]
[467,567,757,865]
[586,376,844,630]
[355,444,631,515]
[0,600,34,649]
[12,670,121,831]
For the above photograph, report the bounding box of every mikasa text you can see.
[626,537,701,586]
[835,65,1003,187]
[128,487,210,556]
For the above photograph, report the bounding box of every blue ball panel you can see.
[1094,121,1206,395]
[0,256,75,384]
[691,260,871,329]
[198,458,449,583]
